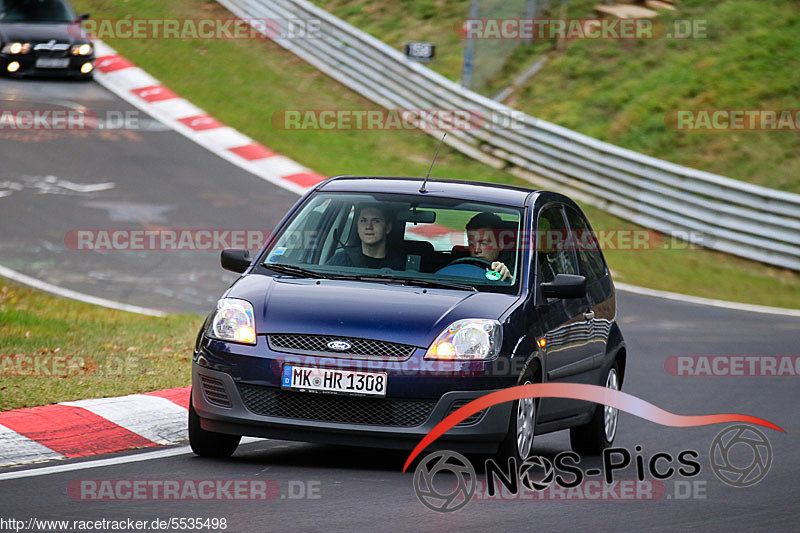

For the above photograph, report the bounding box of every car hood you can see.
[225,274,519,347]
[0,22,81,44]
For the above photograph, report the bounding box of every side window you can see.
[536,205,578,283]
[268,197,331,264]
[565,206,607,283]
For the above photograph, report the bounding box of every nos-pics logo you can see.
[413,425,773,512]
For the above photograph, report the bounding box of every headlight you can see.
[206,298,257,345]
[71,43,93,56]
[2,42,30,54]
[425,319,502,361]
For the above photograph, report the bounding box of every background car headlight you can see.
[71,43,93,56]
[2,42,30,54]
[425,319,502,360]
[206,298,257,345]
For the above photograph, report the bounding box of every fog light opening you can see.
[7,61,20,73]
[80,62,93,74]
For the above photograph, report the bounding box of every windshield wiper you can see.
[263,263,330,279]
[327,273,477,292]
[393,277,478,292]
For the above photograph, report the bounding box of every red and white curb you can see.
[92,41,326,196]
[0,387,189,468]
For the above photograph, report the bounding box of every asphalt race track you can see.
[0,77,297,313]
[1,77,798,531]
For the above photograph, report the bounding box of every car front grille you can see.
[238,384,435,427]
[200,374,232,408]
[32,43,70,58]
[268,334,415,359]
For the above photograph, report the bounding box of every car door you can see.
[533,204,597,422]
[565,205,614,385]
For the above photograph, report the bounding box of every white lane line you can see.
[0,425,64,468]
[0,438,263,480]
[0,446,193,480]
[0,264,166,317]
[616,282,800,317]
[60,395,188,445]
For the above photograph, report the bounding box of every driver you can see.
[326,204,405,269]
[462,212,515,281]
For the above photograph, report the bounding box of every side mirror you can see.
[541,274,586,299]
[79,13,90,20]
[221,249,251,273]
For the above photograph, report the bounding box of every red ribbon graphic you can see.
[403,383,784,472]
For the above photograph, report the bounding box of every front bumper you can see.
[1,54,94,78]
[192,364,513,454]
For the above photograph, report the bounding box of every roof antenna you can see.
[419,132,446,193]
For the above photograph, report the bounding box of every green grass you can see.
[310,0,800,192]
[0,279,201,411]
[68,0,800,310]
[510,0,800,192]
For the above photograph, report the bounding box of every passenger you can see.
[326,204,405,269]
[462,212,515,281]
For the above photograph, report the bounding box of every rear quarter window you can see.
[565,206,608,284]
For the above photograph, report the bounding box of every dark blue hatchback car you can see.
[190,177,626,461]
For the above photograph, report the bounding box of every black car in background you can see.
[0,0,94,79]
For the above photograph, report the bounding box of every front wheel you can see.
[188,399,241,458]
[570,362,620,455]
[497,380,536,462]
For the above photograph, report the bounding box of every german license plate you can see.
[282,365,387,396]
[36,58,69,69]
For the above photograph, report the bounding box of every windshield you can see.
[0,0,74,23]
[256,192,524,294]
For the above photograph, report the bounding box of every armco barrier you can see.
[218,0,800,270]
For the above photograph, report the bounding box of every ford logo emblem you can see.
[327,341,352,352]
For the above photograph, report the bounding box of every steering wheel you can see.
[436,256,498,280]
[448,257,493,269]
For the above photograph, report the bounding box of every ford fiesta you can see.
[0,0,94,79]
[190,176,627,461]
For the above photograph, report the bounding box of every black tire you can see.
[570,361,621,455]
[188,400,241,458]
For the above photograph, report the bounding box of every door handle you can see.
[583,310,595,321]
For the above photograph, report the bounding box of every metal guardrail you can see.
[218,0,800,270]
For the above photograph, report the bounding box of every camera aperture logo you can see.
[710,425,772,488]
[413,451,476,513]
